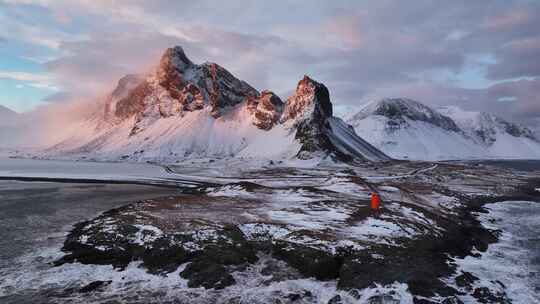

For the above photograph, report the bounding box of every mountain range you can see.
[44,46,390,163]
[348,98,540,160]
[3,46,539,162]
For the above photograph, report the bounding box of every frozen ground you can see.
[0,157,539,303]
[0,156,204,187]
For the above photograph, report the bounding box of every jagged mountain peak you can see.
[110,74,144,100]
[159,46,194,72]
[106,45,259,127]
[278,75,390,162]
[282,75,332,122]
[247,90,284,130]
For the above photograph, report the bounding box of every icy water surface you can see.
[455,200,540,303]
[0,180,181,303]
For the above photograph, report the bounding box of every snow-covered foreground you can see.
[1,157,539,303]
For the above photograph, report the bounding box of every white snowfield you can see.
[348,99,540,161]
[46,106,302,163]
[0,157,201,187]
[351,115,487,160]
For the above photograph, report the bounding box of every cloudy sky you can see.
[1,0,539,128]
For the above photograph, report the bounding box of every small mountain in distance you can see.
[438,105,538,143]
[0,105,20,148]
[44,46,390,163]
[348,98,540,160]
[438,105,540,158]
[0,105,17,124]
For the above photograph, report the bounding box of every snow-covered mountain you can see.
[348,98,540,160]
[0,105,17,126]
[45,46,389,163]
[438,106,540,159]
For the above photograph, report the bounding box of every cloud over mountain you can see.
[1,0,539,128]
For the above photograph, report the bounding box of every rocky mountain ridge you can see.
[46,46,390,163]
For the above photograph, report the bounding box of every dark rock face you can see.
[281,76,335,159]
[282,75,332,122]
[155,46,259,118]
[272,241,343,280]
[247,90,284,130]
[54,201,258,289]
[79,280,112,293]
[180,261,235,290]
[200,62,259,118]
[115,81,152,121]
[472,287,511,304]
[110,74,144,101]
[103,74,144,122]
[455,271,479,289]
[493,115,537,141]
[368,98,460,132]
[280,75,380,161]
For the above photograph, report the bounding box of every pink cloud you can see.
[324,14,364,49]
[482,9,531,31]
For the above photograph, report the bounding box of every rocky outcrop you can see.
[282,76,335,159]
[51,161,529,302]
[282,76,390,161]
[114,81,152,121]
[108,46,258,131]
[282,75,332,122]
[247,90,284,130]
[103,74,144,122]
